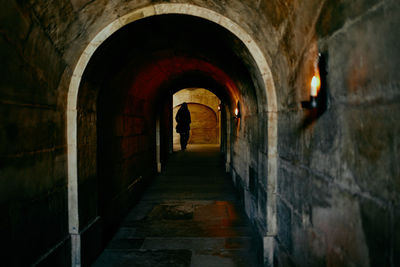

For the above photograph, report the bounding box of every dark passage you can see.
[93,145,258,266]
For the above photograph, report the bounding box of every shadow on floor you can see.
[93,144,259,267]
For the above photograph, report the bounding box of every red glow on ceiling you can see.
[128,56,239,100]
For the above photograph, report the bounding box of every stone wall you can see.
[0,0,276,264]
[0,1,69,266]
[78,33,160,264]
[274,0,400,266]
[0,0,399,266]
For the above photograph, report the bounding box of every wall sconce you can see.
[301,53,328,113]
[234,101,241,119]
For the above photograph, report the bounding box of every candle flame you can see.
[234,107,239,116]
[310,73,321,97]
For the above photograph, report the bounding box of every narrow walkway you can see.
[93,144,258,267]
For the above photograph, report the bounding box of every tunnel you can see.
[77,13,272,265]
[1,1,399,267]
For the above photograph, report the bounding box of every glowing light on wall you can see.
[310,74,321,97]
[234,101,241,119]
[302,53,327,112]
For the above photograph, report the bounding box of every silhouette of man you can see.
[175,102,191,150]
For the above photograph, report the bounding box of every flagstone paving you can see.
[93,145,258,267]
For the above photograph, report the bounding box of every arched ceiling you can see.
[81,14,260,113]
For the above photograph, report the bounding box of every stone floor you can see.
[93,144,258,267]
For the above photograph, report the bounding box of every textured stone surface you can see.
[93,145,258,267]
[275,0,400,265]
[277,199,292,254]
[359,197,392,266]
[0,0,399,265]
[317,0,382,38]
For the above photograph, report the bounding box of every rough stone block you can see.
[291,0,322,48]
[256,187,267,226]
[317,0,382,38]
[70,0,93,11]
[342,104,400,200]
[258,0,291,29]
[24,24,66,91]
[278,160,312,216]
[310,174,332,209]
[312,107,340,154]
[311,189,369,266]
[277,198,292,253]
[292,169,311,215]
[278,164,295,206]
[25,0,77,52]
[359,197,391,266]
[326,1,400,103]
[307,108,342,184]
[291,213,309,266]
[277,110,307,163]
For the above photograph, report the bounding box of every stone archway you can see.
[173,103,219,146]
[67,3,278,266]
[172,88,221,148]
